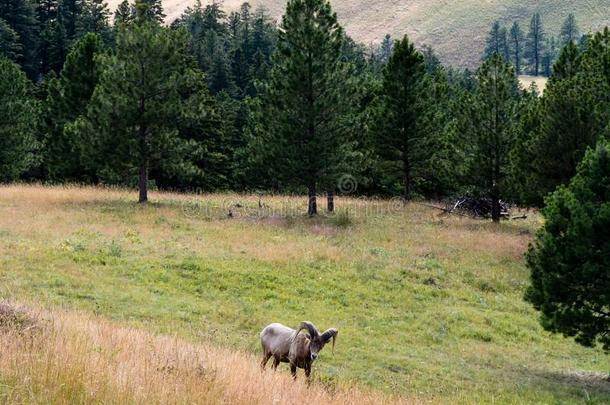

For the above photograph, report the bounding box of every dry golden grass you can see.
[0,301,408,404]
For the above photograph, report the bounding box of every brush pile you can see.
[449,197,510,218]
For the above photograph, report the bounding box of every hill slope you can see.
[107,0,610,68]
[1,185,609,403]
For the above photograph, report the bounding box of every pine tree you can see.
[76,21,216,202]
[76,0,111,43]
[508,21,524,74]
[43,32,105,181]
[247,0,355,215]
[133,0,164,24]
[0,17,22,60]
[59,0,80,40]
[0,56,39,181]
[375,35,426,199]
[484,20,508,61]
[0,0,39,78]
[465,54,521,222]
[560,13,579,46]
[526,140,610,352]
[520,29,610,205]
[113,0,131,26]
[525,13,545,76]
[551,40,580,81]
[379,33,392,62]
[541,36,557,77]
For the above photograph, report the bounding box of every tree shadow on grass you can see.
[520,367,610,402]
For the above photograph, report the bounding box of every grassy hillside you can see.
[0,303,397,404]
[106,0,610,68]
[0,185,608,403]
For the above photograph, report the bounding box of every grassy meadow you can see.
[0,185,609,404]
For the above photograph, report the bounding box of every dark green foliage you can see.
[378,33,392,62]
[541,36,558,77]
[75,21,220,202]
[76,0,111,43]
[526,140,610,351]
[463,54,521,221]
[514,29,610,206]
[508,22,524,74]
[43,32,104,181]
[373,35,426,198]
[133,0,164,24]
[0,57,39,181]
[0,17,21,60]
[247,0,357,215]
[525,13,545,76]
[113,0,131,26]
[560,13,579,46]
[551,40,581,81]
[59,0,80,40]
[0,0,39,78]
[484,20,508,61]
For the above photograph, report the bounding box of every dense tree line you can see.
[1,0,609,215]
[484,13,582,77]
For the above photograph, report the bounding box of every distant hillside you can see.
[107,0,610,68]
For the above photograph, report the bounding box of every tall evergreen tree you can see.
[551,40,580,81]
[526,140,610,352]
[43,32,105,181]
[0,17,21,60]
[541,36,558,77]
[0,57,39,181]
[465,54,521,222]
[76,0,111,42]
[375,35,426,199]
[508,21,524,74]
[0,0,39,78]
[378,33,392,62]
[516,29,610,205]
[525,13,545,76]
[133,0,164,24]
[113,0,131,26]
[247,0,355,215]
[484,20,508,61]
[59,0,80,40]
[560,13,579,46]
[75,21,218,202]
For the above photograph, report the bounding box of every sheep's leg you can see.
[290,364,297,380]
[260,352,272,370]
[271,356,280,370]
[304,365,311,380]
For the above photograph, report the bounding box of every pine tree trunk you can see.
[308,184,317,216]
[327,191,334,213]
[139,162,148,203]
[403,157,411,200]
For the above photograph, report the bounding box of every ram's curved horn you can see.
[320,328,338,355]
[293,321,319,341]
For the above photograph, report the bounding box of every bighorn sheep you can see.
[260,321,338,379]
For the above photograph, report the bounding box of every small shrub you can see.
[107,240,122,258]
[0,302,38,333]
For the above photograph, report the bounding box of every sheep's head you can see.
[295,321,338,361]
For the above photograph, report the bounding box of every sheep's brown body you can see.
[260,321,337,379]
